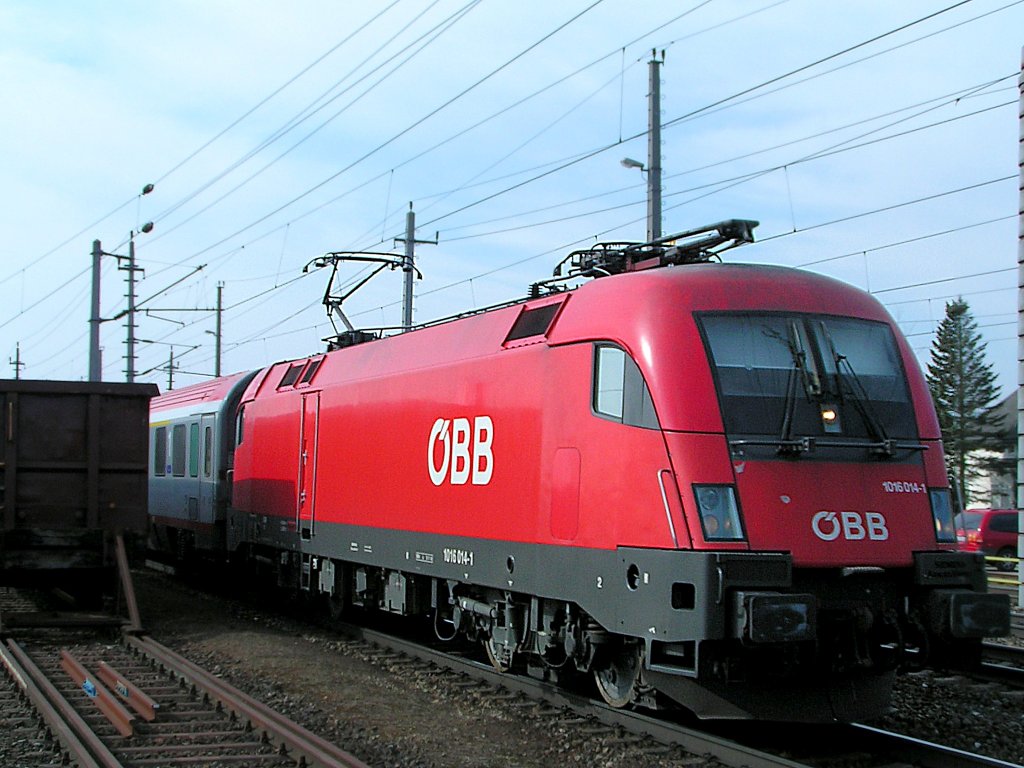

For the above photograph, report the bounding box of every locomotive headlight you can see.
[820,404,841,434]
[929,488,957,543]
[694,484,745,541]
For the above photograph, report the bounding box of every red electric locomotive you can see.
[149,221,1008,721]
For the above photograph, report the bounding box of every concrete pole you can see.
[89,239,103,382]
[10,343,23,380]
[1016,46,1023,604]
[403,205,415,331]
[215,282,223,377]
[125,234,138,382]
[647,51,663,242]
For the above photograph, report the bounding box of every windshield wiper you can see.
[729,435,926,454]
[779,365,798,444]
[817,323,898,457]
[774,321,819,456]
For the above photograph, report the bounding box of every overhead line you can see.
[871,266,1014,295]
[0,194,138,287]
[0,264,92,332]
[61,0,1015,372]
[413,73,1016,237]
[795,215,1015,268]
[174,0,606,266]
[368,174,1017,321]
[151,0,468,231]
[887,284,1015,306]
[417,0,999,230]
[150,0,482,244]
[904,320,1016,338]
[150,0,405,189]
[760,175,1015,242]
[662,0,978,132]
[440,101,1015,243]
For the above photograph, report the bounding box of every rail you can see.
[125,634,370,768]
[0,627,371,768]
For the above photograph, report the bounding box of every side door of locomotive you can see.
[296,392,320,540]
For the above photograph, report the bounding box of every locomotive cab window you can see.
[697,312,918,447]
[592,344,658,429]
[153,426,167,476]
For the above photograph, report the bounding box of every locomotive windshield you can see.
[698,312,918,452]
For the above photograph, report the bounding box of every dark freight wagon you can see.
[0,379,157,586]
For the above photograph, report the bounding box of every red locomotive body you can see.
[150,252,1008,721]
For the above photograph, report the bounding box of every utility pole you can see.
[89,240,103,381]
[647,50,664,241]
[118,229,147,382]
[215,282,223,377]
[393,204,437,331]
[9,343,24,379]
[167,347,177,391]
[1016,45,1023,607]
[620,51,665,242]
[88,217,153,383]
[144,294,220,378]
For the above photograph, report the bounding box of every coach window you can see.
[172,424,187,477]
[203,426,213,478]
[189,423,200,478]
[153,426,167,476]
[593,344,659,429]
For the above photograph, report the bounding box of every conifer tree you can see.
[925,298,1004,507]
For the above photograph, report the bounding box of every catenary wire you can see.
[150,0,406,191]
[168,1,608,268]
[58,3,1024,382]
[149,0,482,239]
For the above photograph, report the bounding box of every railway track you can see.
[329,619,1019,768]
[0,627,369,768]
[979,641,1024,687]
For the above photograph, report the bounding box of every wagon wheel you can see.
[483,634,513,673]
[593,642,642,708]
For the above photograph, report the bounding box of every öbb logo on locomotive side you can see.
[812,510,889,542]
[428,416,494,486]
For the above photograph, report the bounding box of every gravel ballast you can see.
[133,571,1024,767]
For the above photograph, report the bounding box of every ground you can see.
[135,570,708,768]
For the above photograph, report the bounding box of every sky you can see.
[0,0,1021,397]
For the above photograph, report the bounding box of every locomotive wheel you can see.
[484,635,513,672]
[593,644,642,708]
